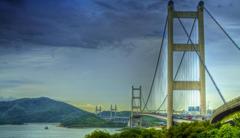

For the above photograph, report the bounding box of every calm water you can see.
[0,123,120,138]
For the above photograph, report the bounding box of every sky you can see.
[0,0,239,112]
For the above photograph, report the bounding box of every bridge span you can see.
[210,96,240,123]
[130,0,240,128]
[141,113,193,124]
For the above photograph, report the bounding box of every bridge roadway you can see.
[141,113,193,123]
[142,96,240,124]
[210,96,240,123]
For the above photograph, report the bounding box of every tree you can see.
[85,130,111,138]
[233,113,240,127]
[217,124,240,138]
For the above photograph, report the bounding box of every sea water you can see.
[0,123,119,138]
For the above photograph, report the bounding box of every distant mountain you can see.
[0,97,96,125]
[0,97,15,101]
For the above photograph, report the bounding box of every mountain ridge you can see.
[0,97,95,125]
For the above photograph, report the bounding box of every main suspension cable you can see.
[204,7,240,51]
[141,96,148,112]
[174,18,197,80]
[142,15,168,111]
[156,95,167,111]
[177,17,226,104]
[156,18,197,112]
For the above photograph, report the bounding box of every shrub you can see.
[217,124,240,138]
[85,130,111,138]
[233,113,240,127]
[85,119,240,138]
[114,128,142,138]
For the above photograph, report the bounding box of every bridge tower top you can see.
[110,104,117,119]
[95,105,102,116]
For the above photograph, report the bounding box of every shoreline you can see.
[0,123,126,130]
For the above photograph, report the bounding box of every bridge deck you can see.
[142,114,193,123]
[210,96,240,123]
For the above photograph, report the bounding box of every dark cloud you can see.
[94,1,118,11]
[0,0,89,48]
[4,0,25,6]
[0,0,239,49]
[0,0,167,49]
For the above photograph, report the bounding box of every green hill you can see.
[0,97,124,127]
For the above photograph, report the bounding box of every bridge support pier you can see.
[167,1,206,129]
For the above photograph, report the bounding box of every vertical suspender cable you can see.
[157,18,197,112]
[142,15,168,111]
[177,17,226,104]
[174,18,197,80]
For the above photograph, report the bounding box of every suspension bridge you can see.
[130,1,240,129]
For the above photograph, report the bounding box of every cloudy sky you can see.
[0,0,239,112]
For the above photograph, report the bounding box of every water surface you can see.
[0,123,119,138]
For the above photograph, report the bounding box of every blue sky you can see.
[0,0,239,112]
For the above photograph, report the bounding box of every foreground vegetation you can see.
[85,114,240,138]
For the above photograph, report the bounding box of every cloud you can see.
[0,0,239,51]
[0,0,167,49]
[0,79,43,89]
[3,0,25,6]
[0,0,239,110]
[94,1,118,11]
[68,102,97,112]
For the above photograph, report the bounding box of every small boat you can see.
[44,126,49,130]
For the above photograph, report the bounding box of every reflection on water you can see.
[0,123,119,138]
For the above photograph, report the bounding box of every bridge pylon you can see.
[130,85,142,128]
[96,105,102,117]
[110,104,117,120]
[167,1,206,128]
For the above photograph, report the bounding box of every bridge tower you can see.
[110,104,117,119]
[167,1,206,128]
[130,86,142,128]
[96,105,102,117]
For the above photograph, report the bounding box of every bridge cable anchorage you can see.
[156,18,197,112]
[142,15,168,112]
[177,17,227,104]
[204,7,240,52]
